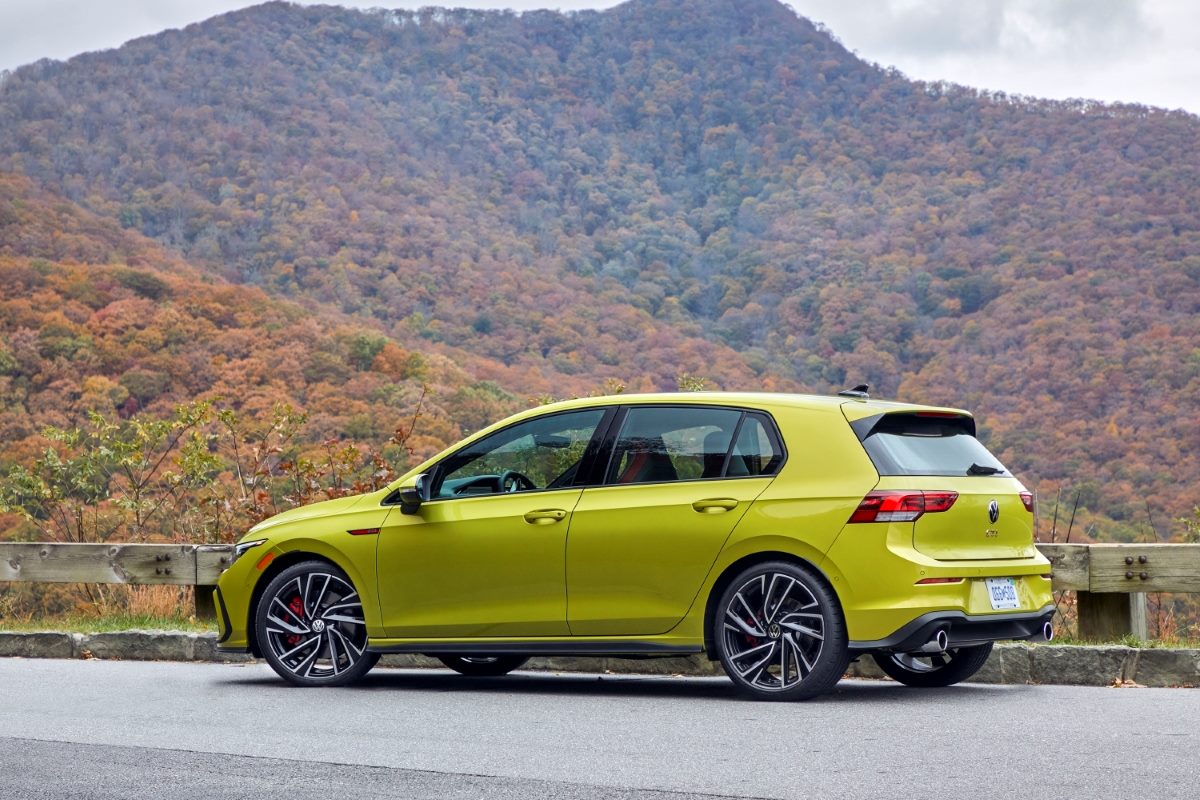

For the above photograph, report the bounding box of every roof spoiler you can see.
[848,411,977,442]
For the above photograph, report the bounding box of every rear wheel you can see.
[437,655,529,676]
[713,561,848,701]
[255,560,379,687]
[872,642,993,687]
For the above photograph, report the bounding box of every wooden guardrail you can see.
[0,543,233,619]
[1039,543,1200,640]
[0,542,1196,635]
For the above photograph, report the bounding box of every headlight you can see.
[233,538,268,562]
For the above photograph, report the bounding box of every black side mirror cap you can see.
[398,472,432,514]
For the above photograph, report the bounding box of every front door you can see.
[377,407,608,639]
[566,406,783,636]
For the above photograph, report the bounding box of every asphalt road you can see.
[0,659,1197,800]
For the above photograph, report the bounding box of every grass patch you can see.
[1047,634,1200,649]
[0,613,214,633]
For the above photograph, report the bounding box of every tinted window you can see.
[605,407,780,484]
[860,414,1008,477]
[434,409,605,498]
[728,413,783,477]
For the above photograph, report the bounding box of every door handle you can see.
[523,508,567,525]
[692,498,739,514]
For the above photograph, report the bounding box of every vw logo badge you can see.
[987,500,1000,524]
[311,619,326,633]
[767,623,781,640]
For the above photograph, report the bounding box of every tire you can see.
[437,655,529,676]
[254,560,379,687]
[872,642,994,688]
[713,560,848,701]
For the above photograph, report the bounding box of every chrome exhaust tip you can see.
[1042,621,1054,642]
[917,628,950,654]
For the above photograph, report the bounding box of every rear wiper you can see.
[967,463,1003,476]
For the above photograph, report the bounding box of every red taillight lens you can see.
[1019,492,1035,513]
[915,577,964,585]
[922,492,959,513]
[848,490,959,523]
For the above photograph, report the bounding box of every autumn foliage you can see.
[0,0,1198,557]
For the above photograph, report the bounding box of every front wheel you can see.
[255,560,379,687]
[713,561,848,701]
[872,642,993,688]
[437,655,529,676]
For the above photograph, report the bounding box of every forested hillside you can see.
[0,172,487,475]
[0,0,1198,540]
[0,170,764,544]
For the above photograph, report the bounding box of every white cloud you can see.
[793,0,1198,112]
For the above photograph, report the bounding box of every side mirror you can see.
[397,472,432,514]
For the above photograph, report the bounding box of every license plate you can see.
[985,577,1020,610]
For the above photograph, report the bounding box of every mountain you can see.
[0,0,1197,538]
[0,172,480,470]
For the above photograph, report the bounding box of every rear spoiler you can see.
[847,411,977,442]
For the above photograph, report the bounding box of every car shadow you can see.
[221,665,1022,703]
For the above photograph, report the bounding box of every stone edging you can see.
[1,631,1196,687]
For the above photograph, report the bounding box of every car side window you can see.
[433,409,606,498]
[728,413,783,477]
[605,406,743,485]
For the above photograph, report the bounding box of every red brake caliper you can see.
[286,594,305,646]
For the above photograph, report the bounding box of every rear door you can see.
[856,412,1037,560]
[565,405,782,635]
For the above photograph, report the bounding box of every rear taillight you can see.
[1019,492,1035,513]
[848,490,959,523]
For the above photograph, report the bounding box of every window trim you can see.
[596,403,787,488]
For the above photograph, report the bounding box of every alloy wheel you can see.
[720,570,826,693]
[872,642,993,688]
[436,654,529,676]
[890,651,950,673]
[261,568,369,682]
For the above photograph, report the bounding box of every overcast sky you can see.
[0,0,1195,114]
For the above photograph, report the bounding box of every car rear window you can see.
[858,413,1009,477]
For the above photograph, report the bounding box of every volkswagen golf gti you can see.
[215,390,1054,700]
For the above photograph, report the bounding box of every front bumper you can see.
[214,546,265,653]
[848,605,1055,652]
[212,586,251,651]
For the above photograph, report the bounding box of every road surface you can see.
[0,659,1196,799]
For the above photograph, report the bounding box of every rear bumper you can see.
[848,605,1055,652]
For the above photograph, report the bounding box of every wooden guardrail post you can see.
[1075,592,1146,640]
[193,586,217,620]
[193,545,233,620]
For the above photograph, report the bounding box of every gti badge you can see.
[987,500,1000,524]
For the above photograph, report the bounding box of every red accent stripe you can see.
[347,528,380,536]
[618,451,648,483]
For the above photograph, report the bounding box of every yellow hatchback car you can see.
[216,390,1054,700]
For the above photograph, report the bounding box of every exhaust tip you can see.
[1042,621,1054,642]
[913,627,951,654]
